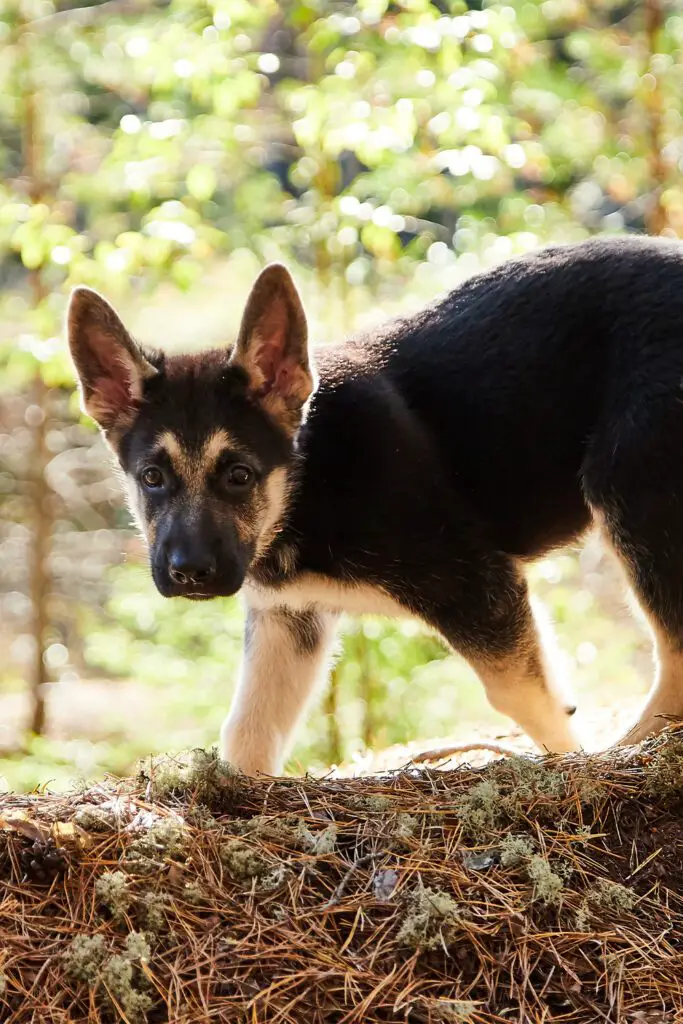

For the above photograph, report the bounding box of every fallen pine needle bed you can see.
[2,729,683,1023]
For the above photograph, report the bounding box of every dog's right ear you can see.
[67,287,158,432]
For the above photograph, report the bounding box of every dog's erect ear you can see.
[67,287,158,432]
[230,264,314,433]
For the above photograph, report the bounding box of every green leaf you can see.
[186,165,217,202]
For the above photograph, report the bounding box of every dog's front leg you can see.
[220,605,338,775]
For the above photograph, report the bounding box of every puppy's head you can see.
[67,265,314,599]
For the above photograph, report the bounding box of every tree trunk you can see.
[324,666,343,766]
[27,378,51,736]
[643,0,667,236]
[19,13,52,736]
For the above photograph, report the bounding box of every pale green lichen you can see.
[74,805,119,832]
[397,884,465,951]
[182,881,206,906]
[495,756,567,803]
[426,998,478,1023]
[123,932,151,962]
[312,824,337,855]
[347,794,392,813]
[393,813,420,840]
[234,815,337,857]
[526,854,564,906]
[184,804,218,829]
[498,836,564,905]
[100,932,153,1023]
[577,878,637,929]
[101,955,152,1023]
[591,878,637,912]
[456,780,504,834]
[646,732,683,802]
[144,748,243,808]
[500,834,535,868]
[95,870,131,921]
[220,839,286,891]
[125,817,188,874]
[63,932,152,1020]
[63,934,108,984]
[140,892,168,934]
[236,814,315,851]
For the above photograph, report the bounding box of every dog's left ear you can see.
[230,264,314,433]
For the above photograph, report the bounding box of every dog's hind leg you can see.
[429,563,580,754]
[585,510,683,746]
[583,397,683,745]
[221,605,338,775]
[617,626,683,744]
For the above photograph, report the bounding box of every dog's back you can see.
[290,236,683,567]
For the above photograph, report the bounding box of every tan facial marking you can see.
[229,465,292,551]
[124,472,156,545]
[158,429,238,493]
[124,473,146,532]
[253,466,291,559]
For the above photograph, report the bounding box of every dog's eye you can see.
[141,467,164,489]
[226,464,254,489]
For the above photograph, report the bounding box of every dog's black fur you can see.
[68,235,683,772]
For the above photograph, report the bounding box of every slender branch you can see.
[18,14,52,737]
[412,741,524,764]
[643,0,668,235]
[30,0,164,31]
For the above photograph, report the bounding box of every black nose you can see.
[167,549,216,587]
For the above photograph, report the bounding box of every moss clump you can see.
[397,884,465,951]
[456,780,504,834]
[236,814,315,851]
[182,881,206,906]
[426,999,478,1022]
[234,815,337,857]
[99,932,152,1023]
[500,834,535,868]
[101,955,152,1023]
[184,804,218,829]
[123,931,151,962]
[144,748,243,808]
[393,813,420,840]
[497,836,564,905]
[125,817,188,875]
[63,934,108,984]
[495,757,567,803]
[95,870,131,921]
[577,878,637,929]
[526,855,564,906]
[74,805,119,832]
[220,839,286,891]
[140,892,168,934]
[312,824,337,855]
[646,731,683,802]
[347,794,392,813]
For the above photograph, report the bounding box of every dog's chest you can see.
[242,572,409,619]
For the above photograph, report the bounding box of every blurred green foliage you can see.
[0,0,675,789]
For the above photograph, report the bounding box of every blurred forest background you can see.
[0,0,680,790]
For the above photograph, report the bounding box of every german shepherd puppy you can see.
[68,236,683,774]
